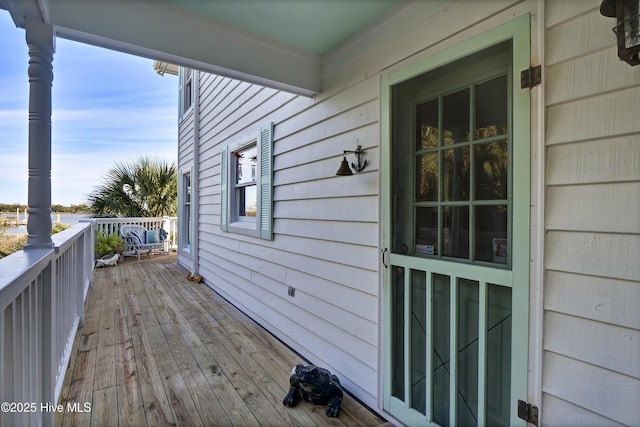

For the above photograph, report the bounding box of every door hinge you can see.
[517,400,539,425]
[520,65,541,89]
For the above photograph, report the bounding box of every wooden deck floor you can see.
[56,253,387,427]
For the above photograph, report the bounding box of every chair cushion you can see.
[146,229,159,243]
[129,230,143,245]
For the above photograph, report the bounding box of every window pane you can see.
[475,75,508,139]
[487,284,512,427]
[443,89,470,145]
[238,185,257,217]
[443,147,470,201]
[411,270,426,414]
[185,173,191,203]
[236,145,258,185]
[432,273,450,426]
[475,141,508,200]
[185,204,191,245]
[443,206,469,259]
[416,153,438,202]
[475,205,508,264]
[416,99,439,150]
[458,279,479,427]
[391,266,405,400]
[416,207,438,255]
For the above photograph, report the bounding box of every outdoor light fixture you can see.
[600,0,640,65]
[336,145,367,176]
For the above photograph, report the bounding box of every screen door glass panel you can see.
[391,266,405,400]
[487,284,512,427]
[403,71,510,267]
[432,273,451,426]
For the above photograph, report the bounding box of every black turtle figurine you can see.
[282,364,343,417]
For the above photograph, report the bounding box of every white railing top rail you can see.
[0,221,92,298]
[93,216,167,224]
[0,248,51,309]
[92,216,176,223]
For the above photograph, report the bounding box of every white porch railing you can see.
[94,216,178,251]
[0,216,177,426]
[0,221,94,427]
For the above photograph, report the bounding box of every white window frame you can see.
[178,167,193,255]
[231,139,259,234]
[220,122,273,240]
[178,67,194,121]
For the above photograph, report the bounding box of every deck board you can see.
[56,253,386,426]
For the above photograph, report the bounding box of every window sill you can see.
[228,221,258,237]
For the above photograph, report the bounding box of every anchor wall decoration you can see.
[336,144,367,176]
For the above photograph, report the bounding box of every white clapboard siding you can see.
[186,67,385,405]
[275,172,379,202]
[544,311,640,378]
[275,219,379,247]
[546,48,640,106]
[274,123,379,179]
[178,115,194,167]
[543,352,639,426]
[197,234,379,323]
[545,5,611,65]
[545,0,599,28]
[543,3,640,426]
[546,86,640,145]
[546,183,640,233]
[545,271,640,330]
[274,100,379,156]
[547,136,640,185]
[274,77,379,143]
[541,394,626,427]
[545,231,640,282]
[201,242,378,344]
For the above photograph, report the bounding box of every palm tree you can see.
[88,156,177,218]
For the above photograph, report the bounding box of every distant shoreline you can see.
[1,213,89,235]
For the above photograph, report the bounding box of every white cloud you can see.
[0,109,28,123]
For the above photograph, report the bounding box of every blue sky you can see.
[0,12,178,206]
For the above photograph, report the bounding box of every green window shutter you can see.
[220,146,229,232]
[258,122,274,240]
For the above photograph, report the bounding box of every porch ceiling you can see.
[1,0,404,96]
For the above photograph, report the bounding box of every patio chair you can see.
[121,224,166,261]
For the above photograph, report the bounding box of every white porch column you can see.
[24,18,55,249]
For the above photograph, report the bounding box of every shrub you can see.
[52,223,70,234]
[95,231,126,259]
[0,233,28,258]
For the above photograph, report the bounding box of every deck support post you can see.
[24,18,55,249]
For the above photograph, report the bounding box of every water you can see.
[1,213,89,235]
